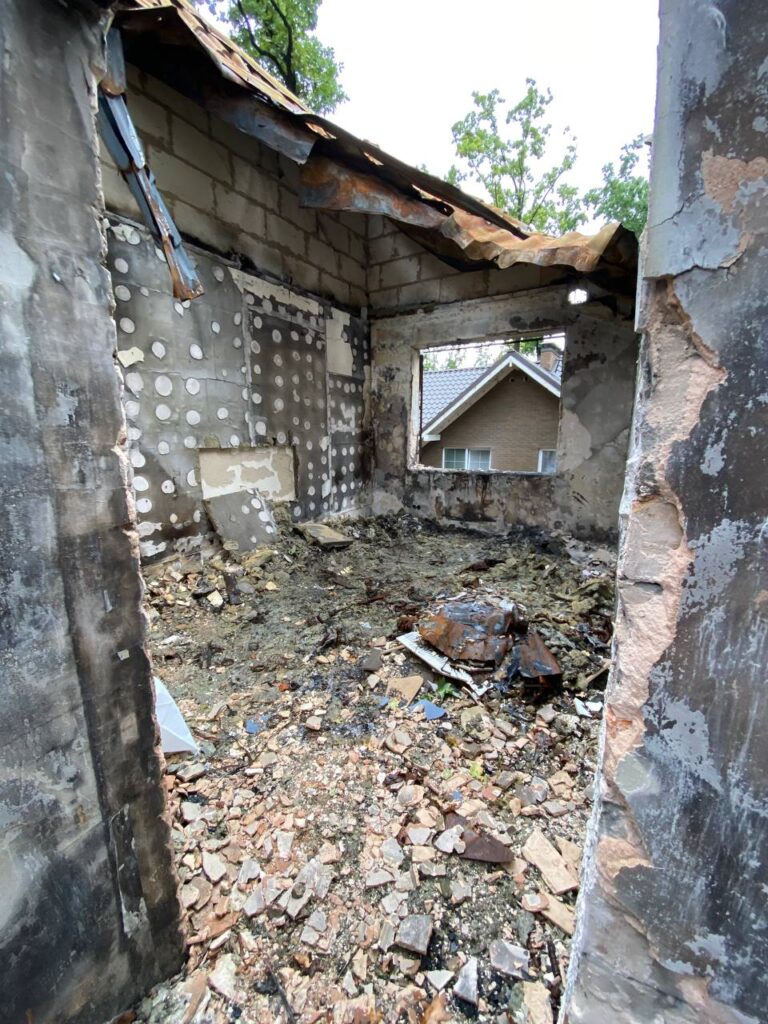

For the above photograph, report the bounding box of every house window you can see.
[443,448,492,471]
[538,449,557,474]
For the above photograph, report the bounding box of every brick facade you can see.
[420,370,559,472]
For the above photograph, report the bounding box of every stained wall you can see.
[564,1,768,1019]
[371,285,637,539]
[0,2,183,1021]
[109,221,369,561]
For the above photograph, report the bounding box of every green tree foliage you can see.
[583,135,649,236]
[198,0,346,113]
[447,82,586,235]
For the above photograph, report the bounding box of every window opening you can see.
[418,335,563,475]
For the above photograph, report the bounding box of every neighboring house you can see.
[420,344,562,473]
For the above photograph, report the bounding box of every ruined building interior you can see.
[1,0,765,1022]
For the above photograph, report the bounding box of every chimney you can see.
[539,340,560,373]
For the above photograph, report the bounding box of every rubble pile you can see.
[135,514,614,1023]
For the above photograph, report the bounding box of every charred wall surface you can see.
[564,1,768,1020]
[109,221,369,561]
[371,286,637,539]
[0,2,183,1022]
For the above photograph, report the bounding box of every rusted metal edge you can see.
[98,90,203,300]
[299,156,446,229]
[117,0,638,286]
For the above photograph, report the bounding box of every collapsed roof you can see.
[114,0,638,295]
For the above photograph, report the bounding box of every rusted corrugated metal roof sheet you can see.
[115,0,637,289]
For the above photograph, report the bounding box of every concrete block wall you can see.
[99,66,368,310]
[0,2,183,1021]
[366,214,561,313]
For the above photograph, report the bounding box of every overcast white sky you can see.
[315,0,660,204]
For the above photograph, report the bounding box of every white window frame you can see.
[537,448,557,474]
[442,447,492,471]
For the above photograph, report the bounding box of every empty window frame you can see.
[538,449,557,474]
[442,447,492,471]
[418,334,564,475]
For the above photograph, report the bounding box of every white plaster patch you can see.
[154,375,173,396]
[557,408,593,471]
[186,378,201,395]
[186,410,201,425]
[157,440,170,455]
[119,317,135,334]
[152,341,166,359]
[228,267,321,316]
[114,284,131,302]
[199,446,296,501]
[155,404,172,421]
[125,372,143,394]
[124,400,140,419]
[326,307,354,375]
[114,257,129,274]
[189,344,204,360]
[117,347,144,368]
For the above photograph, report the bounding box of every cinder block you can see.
[438,270,490,303]
[320,270,351,306]
[266,213,306,259]
[172,117,231,184]
[128,93,170,144]
[233,156,278,210]
[348,231,366,266]
[369,233,397,264]
[214,184,266,237]
[171,199,236,253]
[284,254,320,294]
[308,236,339,274]
[99,160,140,220]
[142,71,211,133]
[339,253,366,291]
[379,256,420,290]
[367,215,386,239]
[149,148,215,211]
[318,216,350,256]
[210,116,263,166]
[240,234,285,279]
[368,285,400,311]
[279,186,317,233]
[397,279,441,307]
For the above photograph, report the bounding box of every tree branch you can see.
[234,0,287,79]
[265,0,296,92]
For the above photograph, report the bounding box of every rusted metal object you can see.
[515,632,562,679]
[300,156,445,229]
[98,88,203,300]
[117,0,638,290]
[444,812,515,864]
[418,599,527,666]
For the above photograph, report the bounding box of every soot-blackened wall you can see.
[0,2,182,1022]
[108,220,369,561]
[564,1,768,1020]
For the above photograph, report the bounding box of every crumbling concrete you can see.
[0,1,183,1021]
[564,2,768,1020]
[371,285,637,540]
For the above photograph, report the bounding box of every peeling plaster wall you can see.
[564,2,768,1021]
[0,2,183,1022]
[108,221,369,560]
[371,285,637,539]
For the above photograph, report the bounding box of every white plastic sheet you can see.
[154,676,199,754]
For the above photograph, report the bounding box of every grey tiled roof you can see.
[421,367,486,427]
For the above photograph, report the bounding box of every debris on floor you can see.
[135,513,614,1023]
